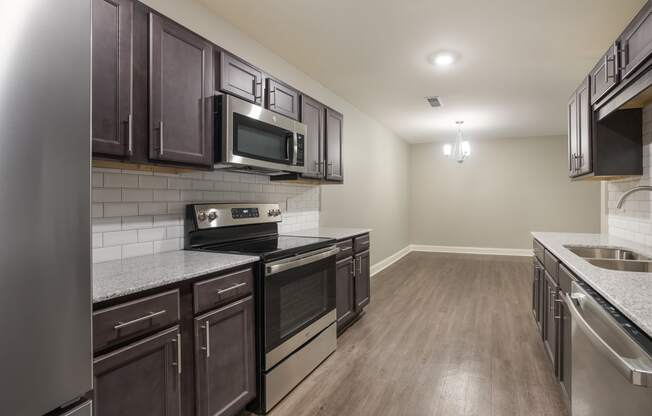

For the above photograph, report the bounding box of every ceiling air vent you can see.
[426,96,442,108]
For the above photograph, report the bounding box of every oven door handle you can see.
[265,246,339,276]
[563,285,652,387]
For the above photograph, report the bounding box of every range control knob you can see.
[208,211,218,221]
[268,209,282,217]
[197,211,207,222]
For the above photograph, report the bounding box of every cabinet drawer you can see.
[193,268,253,314]
[93,289,180,353]
[336,239,353,260]
[353,234,370,253]
[544,250,559,282]
[558,264,576,295]
[533,239,544,262]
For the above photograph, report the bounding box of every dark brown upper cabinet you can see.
[92,0,133,158]
[218,51,263,105]
[590,42,620,104]
[299,94,325,178]
[194,296,256,416]
[325,108,344,182]
[149,13,213,167]
[568,77,592,177]
[620,2,652,79]
[93,326,181,416]
[266,78,300,120]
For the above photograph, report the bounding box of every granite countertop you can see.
[93,250,259,303]
[283,227,371,240]
[532,232,652,338]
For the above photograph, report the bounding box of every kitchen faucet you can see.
[616,185,652,209]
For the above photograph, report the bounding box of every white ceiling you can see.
[201,0,646,142]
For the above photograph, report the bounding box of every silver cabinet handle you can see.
[266,246,339,276]
[159,121,164,155]
[217,282,246,296]
[563,289,652,387]
[114,310,167,330]
[357,256,362,275]
[172,333,182,374]
[201,320,210,358]
[327,161,333,177]
[350,259,355,278]
[605,54,617,82]
[127,113,133,155]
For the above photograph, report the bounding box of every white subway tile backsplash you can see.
[91,168,320,263]
[139,175,167,189]
[122,242,154,258]
[104,173,139,189]
[607,102,652,242]
[103,230,138,247]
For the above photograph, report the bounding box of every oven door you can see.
[263,246,337,370]
[220,94,306,173]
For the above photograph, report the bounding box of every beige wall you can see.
[140,0,411,264]
[409,136,601,249]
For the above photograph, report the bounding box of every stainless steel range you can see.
[185,203,338,413]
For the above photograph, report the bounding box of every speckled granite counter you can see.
[532,232,652,338]
[283,227,371,240]
[93,250,259,303]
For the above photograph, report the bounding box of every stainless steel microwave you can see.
[214,94,307,174]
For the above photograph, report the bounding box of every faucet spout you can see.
[616,186,652,209]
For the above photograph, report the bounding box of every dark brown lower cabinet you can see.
[93,326,181,416]
[336,256,355,329]
[354,250,370,310]
[194,296,256,416]
[532,258,542,330]
[543,271,558,373]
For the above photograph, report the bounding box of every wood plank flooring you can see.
[266,252,569,416]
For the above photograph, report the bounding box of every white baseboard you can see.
[409,244,533,257]
[370,245,411,277]
[369,244,533,278]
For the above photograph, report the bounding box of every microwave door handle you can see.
[286,134,291,161]
[292,133,298,165]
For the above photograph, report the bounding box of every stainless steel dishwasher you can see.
[562,280,652,416]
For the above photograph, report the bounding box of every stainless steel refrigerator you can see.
[0,0,92,415]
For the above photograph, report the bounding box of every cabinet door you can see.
[92,0,133,157]
[532,259,541,327]
[195,296,256,416]
[576,77,592,176]
[354,250,370,310]
[266,78,299,120]
[621,2,652,78]
[336,256,355,330]
[149,13,213,167]
[300,95,325,178]
[567,90,579,177]
[218,52,262,104]
[93,326,181,416]
[325,108,344,182]
[590,43,620,104]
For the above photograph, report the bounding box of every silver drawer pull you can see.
[113,309,167,330]
[171,333,182,374]
[201,320,211,358]
[217,282,247,296]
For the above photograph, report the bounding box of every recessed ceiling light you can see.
[429,51,459,67]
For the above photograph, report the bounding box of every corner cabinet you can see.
[325,108,344,182]
[567,77,591,178]
[91,0,133,158]
[93,326,181,416]
[149,13,213,167]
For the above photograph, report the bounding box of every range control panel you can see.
[192,203,282,229]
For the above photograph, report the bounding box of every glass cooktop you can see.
[200,235,335,260]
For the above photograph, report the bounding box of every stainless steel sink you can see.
[586,258,652,272]
[564,245,651,261]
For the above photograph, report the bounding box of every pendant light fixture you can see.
[442,121,471,163]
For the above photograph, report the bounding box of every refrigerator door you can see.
[0,0,92,415]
